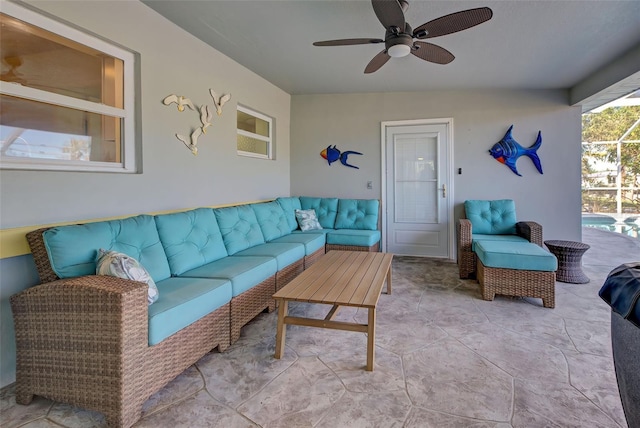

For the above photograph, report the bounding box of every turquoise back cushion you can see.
[214,205,266,255]
[251,202,290,241]
[299,197,338,229]
[43,215,171,282]
[275,197,302,232]
[155,208,228,275]
[334,199,379,230]
[464,199,517,235]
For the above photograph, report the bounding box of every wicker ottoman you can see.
[475,240,557,308]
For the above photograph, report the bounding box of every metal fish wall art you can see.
[320,145,363,169]
[489,125,543,176]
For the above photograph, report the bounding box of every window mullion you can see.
[1,84,126,118]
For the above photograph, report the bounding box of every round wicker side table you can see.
[544,240,590,283]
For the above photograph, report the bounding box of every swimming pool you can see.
[582,215,640,240]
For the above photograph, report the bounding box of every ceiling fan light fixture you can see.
[387,44,411,58]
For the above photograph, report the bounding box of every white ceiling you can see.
[142,0,640,100]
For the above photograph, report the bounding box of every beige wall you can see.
[290,89,583,242]
[0,0,291,229]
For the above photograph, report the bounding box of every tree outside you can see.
[582,105,640,215]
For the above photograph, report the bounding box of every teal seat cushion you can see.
[148,277,232,345]
[179,256,277,297]
[251,202,290,241]
[471,233,528,252]
[335,199,379,230]
[292,229,331,235]
[155,208,228,275]
[475,241,557,271]
[271,233,326,256]
[42,215,171,282]
[465,199,517,235]
[326,229,381,247]
[234,243,305,270]
[275,197,302,232]
[299,197,338,229]
[214,205,266,255]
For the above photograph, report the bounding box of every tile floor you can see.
[2,227,639,427]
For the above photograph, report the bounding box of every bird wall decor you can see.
[199,104,213,134]
[209,89,231,116]
[162,94,195,112]
[162,87,232,155]
[176,127,202,156]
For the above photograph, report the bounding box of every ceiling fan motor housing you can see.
[385,24,413,57]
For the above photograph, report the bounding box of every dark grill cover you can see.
[599,262,640,327]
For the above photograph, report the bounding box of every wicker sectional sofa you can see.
[11,196,380,428]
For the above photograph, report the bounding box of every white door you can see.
[384,123,451,257]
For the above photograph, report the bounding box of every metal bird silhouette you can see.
[176,127,202,156]
[163,94,195,112]
[209,89,231,115]
[199,104,213,134]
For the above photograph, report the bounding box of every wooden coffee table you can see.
[273,250,393,371]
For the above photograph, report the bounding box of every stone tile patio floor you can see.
[2,227,639,427]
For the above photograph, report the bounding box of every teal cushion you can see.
[43,215,171,282]
[148,277,231,345]
[251,202,290,241]
[275,197,302,232]
[292,229,331,235]
[179,256,277,297]
[214,205,266,255]
[475,241,557,271]
[234,242,305,270]
[271,233,326,256]
[471,234,528,252]
[326,229,381,247]
[465,199,517,235]
[335,199,379,230]
[299,197,338,229]
[155,208,228,275]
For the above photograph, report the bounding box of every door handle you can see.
[440,184,446,198]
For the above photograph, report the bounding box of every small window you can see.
[237,105,273,159]
[0,3,137,172]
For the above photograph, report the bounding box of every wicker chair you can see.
[457,200,543,279]
[10,228,232,428]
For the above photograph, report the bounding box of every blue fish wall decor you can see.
[488,125,543,176]
[320,145,363,169]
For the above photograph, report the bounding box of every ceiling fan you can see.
[313,0,493,73]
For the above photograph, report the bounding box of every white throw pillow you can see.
[96,249,159,305]
[295,209,323,231]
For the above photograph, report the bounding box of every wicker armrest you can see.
[10,275,149,411]
[516,221,543,246]
[11,274,148,350]
[458,219,473,251]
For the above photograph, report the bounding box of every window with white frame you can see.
[237,105,273,159]
[0,2,137,172]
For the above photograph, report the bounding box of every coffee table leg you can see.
[366,307,376,371]
[386,265,392,295]
[275,299,288,359]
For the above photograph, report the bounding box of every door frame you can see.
[380,118,455,259]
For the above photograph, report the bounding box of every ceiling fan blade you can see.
[411,41,454,64]
[413,7,493,39]
[364,50,391,74]
[313,38,384,47]
[371,0,405,31]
